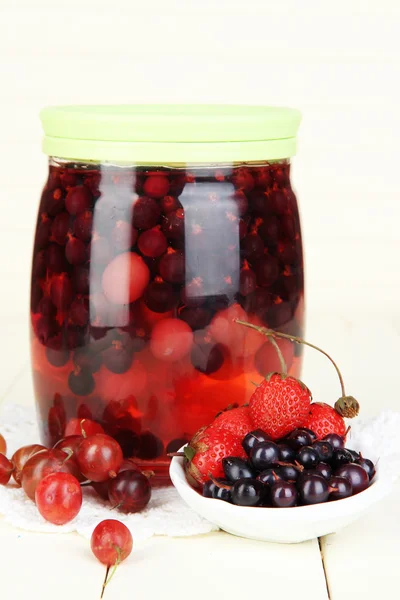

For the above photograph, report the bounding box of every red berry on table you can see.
[65,418,104,437]
[249,374,312,440]
[0,433,6,455]
[91,519,133,566]
[143,175,170,199]
[102,252,150,304]
[108,470,151,513]
[76,433,123,482]
[150,318,193,362]
[35,472,82,525]
[11,444,47,486]
[302,402,346,440]
[0,454,14,485]
[184,426,247,488]
[210,406,253,439]
[65,186,91,215]
[21,448,81,501]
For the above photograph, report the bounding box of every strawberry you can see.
[184,426,247,488]
[301,402,346,440]
[210,406,253,439]
[249,373,312,440]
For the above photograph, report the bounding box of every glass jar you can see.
[31,105,304,480]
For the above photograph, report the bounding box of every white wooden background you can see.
[0,1,399,598]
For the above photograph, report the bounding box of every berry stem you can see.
[100,566,110,599]
[235,319,347,397]
[267,335,287,375]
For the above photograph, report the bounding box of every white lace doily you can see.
[0,404,217,540]
[0,403,399,540]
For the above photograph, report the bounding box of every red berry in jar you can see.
[143,175,170,199]
[209,303,247,349]
[102,252,150,304]
[73,210,93,242]
[102,340,133,374]
[51,212,70,245]
[241,233,264,261]
[239,265,257,296]
[144,279,176,313]
[138,227,167,258]
[69,296,89,326]
[160,195,182,214]
[161,208,185,243]
[65,236,87,264]
[254,338,295,376]
[35,472,82,525]
[132,196,161,230]
[254,255,280,287]
[159,250,185,283]
[45,243,68,273]
[232,168,254,193]
[111,220,138,251]
[50,273,72,310]
[137,431,164,460]
[68,367,95,396]
[65,186,92,215]
[191,340,224,374]
[65,418,104,437]
[150,318,193,362]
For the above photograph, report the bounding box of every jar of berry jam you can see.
[31,105,304,480]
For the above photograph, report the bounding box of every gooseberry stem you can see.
[101,546,122,597]
[235,319,347,397]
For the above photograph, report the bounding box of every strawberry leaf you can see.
[183,446,196,462]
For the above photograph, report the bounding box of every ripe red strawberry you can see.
[210,406,253,439]
[249,373,312,440]
[184,426,247,488]
[301,402,346,440]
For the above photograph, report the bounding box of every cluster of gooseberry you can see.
[31,160,304,464]
[0,424,152,525]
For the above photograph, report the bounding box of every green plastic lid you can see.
[40,104,301,164]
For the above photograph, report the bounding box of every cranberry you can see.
[144,280,176,313]
[239,266,257,296]
[233,191,249,216]
[136,431,164,460]
[102,341,133,374]
[35,216,52,250]
[243,287,275,317]
[37,296,56,317]
[191,341,224,374]
[281,213,296,239]
[143,175,170,199]
[111,220,138,251]
[277,242,298,266]
[32,250,46,278]
[150,318,193,362]
[102,252,150,304]
[68,367,95,396]
[45,243,68,273]
[69,296,89,326]
[161,209,185,243]
[132,196,161,230]
[73,210,93,242]
[159,250,185,283]
[138,227,167,258]
[265,301,293,328]
[241,233,264,261]
[73,348,102,373]
[50,273,72,310]
[60,171,78,190]
[65,236,87,265]
[232,168,254,193]
[51,212,70,245]
[271,164,290,186]
[46,347,70,368]
[254,255,280,288]
[35,316,60,345]
[72,266,90,294]
[65,186,92,215]
[257,216,280,247]
[160,195,182,214]
[179,307,211,330]
[249,190,269,216]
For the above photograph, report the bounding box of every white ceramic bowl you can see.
[170,451,393,543]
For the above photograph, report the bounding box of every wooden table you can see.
[1,312,399,599]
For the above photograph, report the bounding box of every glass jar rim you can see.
[41,104,301,163]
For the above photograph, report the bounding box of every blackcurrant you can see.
[275,464,301,482]
[231,479,265,507]
[331,448,353,469]
[314,462,332,480]
[278,443,296,463]
[329,476,353,500]
[257,469,281,486]
[298,474,330,505]
[285,429,313,450]
[222,457,256,483]
[270,480,297,508]
[356,457,376,480]
[312,441,333,463]
[296,446,320,469]
[250,441,280,471]
[322,433,344,450]
[335,464,369,494]
[242,429,272,456]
